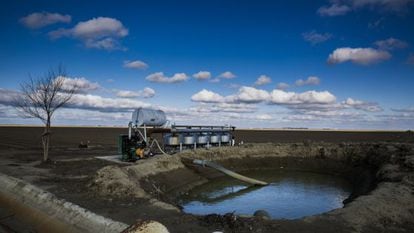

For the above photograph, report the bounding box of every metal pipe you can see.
[143,124,147,142]
[128,122,132,140]
[192,159,268,186]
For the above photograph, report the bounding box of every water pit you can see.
[90,142,414,232]
[178,169,352,219]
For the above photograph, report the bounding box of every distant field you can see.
[0,126,412,149]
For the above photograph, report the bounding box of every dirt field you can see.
[0,126,413,150]
[0,126,414,233]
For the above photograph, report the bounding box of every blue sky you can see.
[0,0,414,129]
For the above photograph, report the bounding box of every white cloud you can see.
[20,12,71,29]
[351,0,414,12]
[115,87,155,98]
[49,17,128,51]
[374,38,408,50]
[191,86,337,107]
[191,89,224,103]
[0,88,151,113]
[270,90,336,105]
[209,78,221,83]
[295,76,320,86]
[276,82,290,90]
[190,102,257,113]
[61,77,100,93]
[302,31,332,44]
[254,75,272,86]
[343,98,383,112]
[84,38,124,50]
[232,86,270,103]
[146,72,188,83]
[193,71,211,80]
[256,114,273,120]
[327,47,391,65]
[141,87,156,98]
[115,90,139,98]
[218,71,236,79]
[123,60,148,70]
[318,0,414,16]
[0,88,20,106]
[318,4,351,16]
[69,93,150,112]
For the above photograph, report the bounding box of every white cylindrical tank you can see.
[165,136,179,146]
[210,135,219,144]
[197,136,208,144]
[221,134,230,143]
[131,108,167,127]
[183,135,195,145]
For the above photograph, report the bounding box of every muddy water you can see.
[179,169,352,219]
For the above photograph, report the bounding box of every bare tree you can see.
[15,66,77,162]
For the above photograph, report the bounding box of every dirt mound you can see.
[90,165,148,198]
[90,154,185,199]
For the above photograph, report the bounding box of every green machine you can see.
[118,107,167,162]
[118,133,146,162]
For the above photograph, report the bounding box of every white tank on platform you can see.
[131,108,167,127]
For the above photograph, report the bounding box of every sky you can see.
[0,0,414,129]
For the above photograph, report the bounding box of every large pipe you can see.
[192,159,268,186]
[128,122,132,140]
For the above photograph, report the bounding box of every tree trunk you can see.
[42,118,51,162]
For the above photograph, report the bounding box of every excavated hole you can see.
[177,169,352,219]
[140,156,377,219]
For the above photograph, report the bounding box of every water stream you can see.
[179,169,352,219]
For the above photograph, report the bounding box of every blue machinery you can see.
[164,125,235,153]
[119,108,235,161]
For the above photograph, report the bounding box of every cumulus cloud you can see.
[218,71,236,79]
[0,88,152,113]
[318,4,351,16]
[295,76,320,86]
[318,0,414,16]
[375,38,408,50]
[68,93,151,112]
[0,88,20,106]
[61,77,100,93]
[276,82,290,90]
[193,71,211,80]
[190,102,257,114]
[191,86,336,107]
[49,17,128,50]
[191,89,224,103]
[254,75,272,86]
[145,72,188,84]
[231,86,270,103]
[351,0,414,12]
[123,60,148,70]
[343,98,383,112]
[302,31,332,44]
[115,87,155,98]
[269,90,336,105]
[20,12,71,29]
[327,47,391,65]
